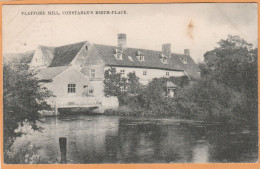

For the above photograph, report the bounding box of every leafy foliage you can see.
[126,72,143,95]
[104,68,191,116]
[103,68,143,105]
[203,35,257,92]
[5,143,41,164]
[103,68,124,97]
[178,35,258,125]
[128,78,178,116]
[3,56,53,157]
[176,78,243,121]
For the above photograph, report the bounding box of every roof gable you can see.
[31,46,55,67]
[39,46,55,66]
[82,45,105,66]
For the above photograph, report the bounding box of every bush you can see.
[104,106,135,116]
[175,77,243,122]
[5,142,41,164]
[125,78,179,117]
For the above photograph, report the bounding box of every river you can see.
[12,115,258,163]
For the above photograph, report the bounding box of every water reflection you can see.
[12,115,258,164]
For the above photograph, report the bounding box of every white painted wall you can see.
[105,66,185,85]
[46,68,90,98]
[90,80,104,102]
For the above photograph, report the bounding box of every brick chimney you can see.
[184,49,190,55]
[118,33,126,49]
[162,43,171,57]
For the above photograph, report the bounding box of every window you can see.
[166,71,169,76]
[120,86,127,92]
[120,70,125,75]
[116,53,123,60]
[139,55,145,61]
[181,58,188,64]
[114,49,123,60]
[68,84,76,93]
[111,67,116,73]
[85,46,88,50]
[137,51,145,61]
[113,53,123,60]
[91,69,95,78]
[143,71,147,76]
[162,57,167,64]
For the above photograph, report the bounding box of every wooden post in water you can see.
[59,137,67,164]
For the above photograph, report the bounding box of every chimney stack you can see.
[162,43,171,57]
[184,49,190,55]
[118,33,126,49]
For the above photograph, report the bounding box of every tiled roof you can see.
[94,44,184,71]
[33,40,199,79]
[49,41,86,67]
[94,44,200,79]
[37,66,69,80]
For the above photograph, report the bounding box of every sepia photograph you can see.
[2,3,258,164]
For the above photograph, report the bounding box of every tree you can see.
[3,56,53,162]
[125,72,143,95]
[103,68,143,105]
[186,35,258,125]
[203,35,257,92]
[103,68,123,97]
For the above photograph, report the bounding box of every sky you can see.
[2,3,258,62]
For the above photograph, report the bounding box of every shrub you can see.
[175,77,243,121]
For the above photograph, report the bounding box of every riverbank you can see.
[39,104,257,130]
[103,105,258,129]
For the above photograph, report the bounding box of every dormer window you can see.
[139,55,145,61]
[162,57,167,64]
[85,46,88,51]
[137,51,145,61]
[116,53,122,60]
[160,54,168,64]
[114,48,123,60]
[181,58,188,64]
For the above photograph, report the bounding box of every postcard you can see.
[1,1,259,169]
